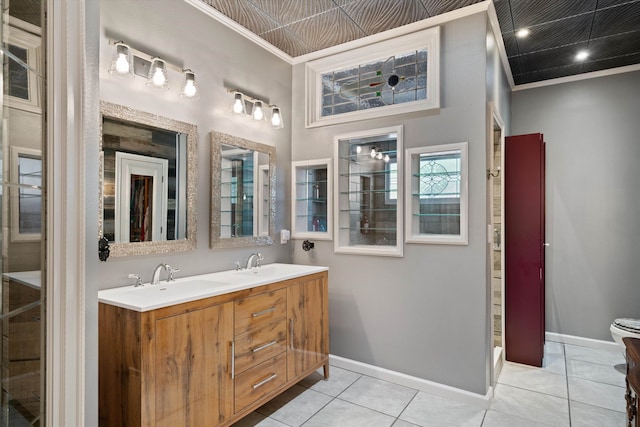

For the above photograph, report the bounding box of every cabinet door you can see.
[287,274,329,380]
[155,303,234,426]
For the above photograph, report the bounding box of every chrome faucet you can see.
[151,263,180,284]
[128,273,143,287]
[244,252,264,270]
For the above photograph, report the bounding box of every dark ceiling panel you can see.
[509,0,597,29]
[248,0,337,26]
[518,42,589,72]
[515,14,593,54]
[286,8,367,51]
[196,0,640,85]
[420,0,483,17]
[591,2,640,38]
[260,27,314,56]
[493,0,514,33]
[342,0,429,35]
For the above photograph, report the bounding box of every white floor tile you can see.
[544,341,565,356]
[303,398,395,427]
[482,410,553,427]
[566,358,625,387]
[567,376,626,413]
[339,376,418,417]
[543,353,566,375]
[570,400,627,427]
[564,344,625,366]
[498,362,567,398]
[399,391,486,427]
[491,384,569,427]
[392,419,421,427]
[256,385,332,427]
[231,412,289,427]
[298,365,361,397]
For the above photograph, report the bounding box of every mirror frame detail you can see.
[210,131,276,249]
[99,101,198,257]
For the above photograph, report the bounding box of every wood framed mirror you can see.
[99,101,197,257]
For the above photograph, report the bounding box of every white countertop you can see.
[3,270,41,290]
[98,263,328,312]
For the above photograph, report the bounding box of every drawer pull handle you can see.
[230,341,235,379]
[252,307,276,317]
[290,319,294,350]
[253,373,277,389]
[252,340,277,353]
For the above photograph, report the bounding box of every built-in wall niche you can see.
[334,126,403,257]
[405,142,468,245]
[291,159,332,240]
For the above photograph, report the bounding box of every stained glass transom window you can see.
[321,50,428,117]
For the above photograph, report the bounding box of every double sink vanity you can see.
[98,263,329,427]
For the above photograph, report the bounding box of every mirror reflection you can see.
[100,101,197,257]
[211,132,275,249]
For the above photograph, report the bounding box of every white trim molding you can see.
[329,355,494,409]
[513,63,640,91]
[545,332,620,352]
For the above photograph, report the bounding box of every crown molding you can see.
[513,63,640,91]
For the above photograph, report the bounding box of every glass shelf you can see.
[334,126,403,257]
[291,159,333,240]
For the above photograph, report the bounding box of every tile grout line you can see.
[563,343,572,427]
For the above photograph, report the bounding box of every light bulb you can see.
[183,80,196,97]
[180,71,199,99]
[253,101,264,121]
[370,148,376,158]
[516,28,530,38]
[152,68,166,86]
[147,58,168,90]
[356,146,362,154]
[109,42,134,78]
[233,93,245,114]
[576,50,589,61]
[376,151,383,160]
[115,53,130,74]
[384,154,390,163]
[271,110,281,126]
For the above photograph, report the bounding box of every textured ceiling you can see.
[199,0,640,85]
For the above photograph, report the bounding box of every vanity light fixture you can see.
[108,39,199,100]
[227,89,284,129]
[109,41,134,78]
[369,147,390,162]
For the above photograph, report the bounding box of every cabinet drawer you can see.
[235,319,286,374]
[235,289,286,335]
[235,352,287,412]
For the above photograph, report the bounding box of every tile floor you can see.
[232,341,628,426]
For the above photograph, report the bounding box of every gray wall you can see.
[511,71,640,341]
[292,13,493,395]
[98,0,293,288]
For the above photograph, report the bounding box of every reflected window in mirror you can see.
[210,131,275,249]
[100,101,197,257]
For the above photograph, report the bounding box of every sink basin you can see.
[99,263,329,312]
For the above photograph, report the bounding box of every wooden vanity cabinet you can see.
[99,271,329,427]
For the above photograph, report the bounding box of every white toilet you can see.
[610,318,640,350]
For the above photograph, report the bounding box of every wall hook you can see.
[487,166,501,179]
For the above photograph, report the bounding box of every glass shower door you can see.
[0,0,46,425]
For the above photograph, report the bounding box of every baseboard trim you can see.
[328,355,493,409]
[545,332,620,352]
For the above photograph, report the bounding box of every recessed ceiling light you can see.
[516,28,530,38]
[576,50,589,61]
